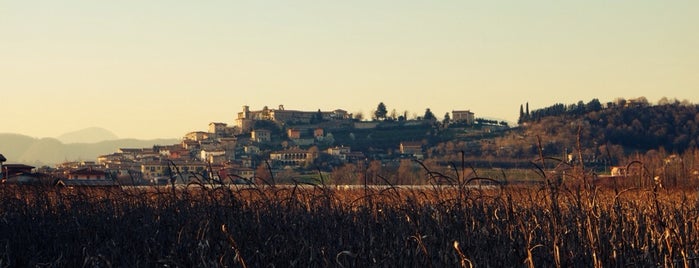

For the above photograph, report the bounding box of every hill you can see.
[502,98,699,165]
[0,133,179,166]
[57,127,119,144]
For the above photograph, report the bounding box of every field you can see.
[1,182,698,267]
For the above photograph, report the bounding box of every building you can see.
[2,164,35,178]
[251,129,272,143]
[314,128,324,139]
[118,148,157,160]
[287,128,302,140]
[2,163,37,184]
[66,167,108,180]
[400,141,424,159]
[269,149,317,167]
[236,105,352,131]
[200,149,228,164]
[184,131,209,141]
[328,146,352,162]
[57,167,118,187]
[328,146,351,156]
[219,164,256,183]
[208,122,228,137]
[141,160,208,179]
[452,110,475,125]
[97,153,125,165]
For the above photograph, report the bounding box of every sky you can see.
[1,0,698,140]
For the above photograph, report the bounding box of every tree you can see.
[423,108,435,121]
[443,112,451,125]
[397,159,419,185]
[331,163,359,184]
[587,98,602,112]
[526,102,530,118]
[255,162,273,185]
[366,160,382,184]
[389,109,398,121]
[374,102,388,121]
[658,96,670,106]
[354,111,364,121]
[519,104,525,124]
[310,109,324,124]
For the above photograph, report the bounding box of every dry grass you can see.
[1,181,698,267]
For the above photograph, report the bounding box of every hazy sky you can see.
[2,1,698,139]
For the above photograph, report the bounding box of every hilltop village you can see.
[1,104,498,186]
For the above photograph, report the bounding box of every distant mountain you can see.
[57,127,119,144]
[0,133,179,166]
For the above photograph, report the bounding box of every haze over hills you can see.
[57,127,120,144]
[0,132,179,166]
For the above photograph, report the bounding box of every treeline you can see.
[591,103,699,152]
[519,97,699,153]
[519,98,604,123]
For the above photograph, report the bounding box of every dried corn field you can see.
[1,183,698,267]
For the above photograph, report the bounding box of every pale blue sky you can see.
[2,1,698,139]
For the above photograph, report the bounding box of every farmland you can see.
[1,180,698,267]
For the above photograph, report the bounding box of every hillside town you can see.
[1,105,484,186]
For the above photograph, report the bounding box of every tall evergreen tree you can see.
[443,112,451,125]
[374,102,388,121]
[423,108,435,121]
[526,102,530,117]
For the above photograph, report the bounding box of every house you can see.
[208,122,228,137]
[287,128,302,140]
[270,148,317,167]
[135,151,161,161]
[452,110,475,125]
[252,129,272,143]
[400,141,424,159]
[185,131,209,142]
[327,146,353,163]
[2,164,35,178]
[97,153,125,165]
[118,148,156,160]
[200,149,227,164]
[400,141,423,155]
[219,164,256,183]
[328,146,351,156]
[168,148,191,160]
[244,145,260,155]
[66,167,108,180]
[314,128,324,140]
[141,160,212,183]
[219,137,238,149]
[2,161,46,185]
